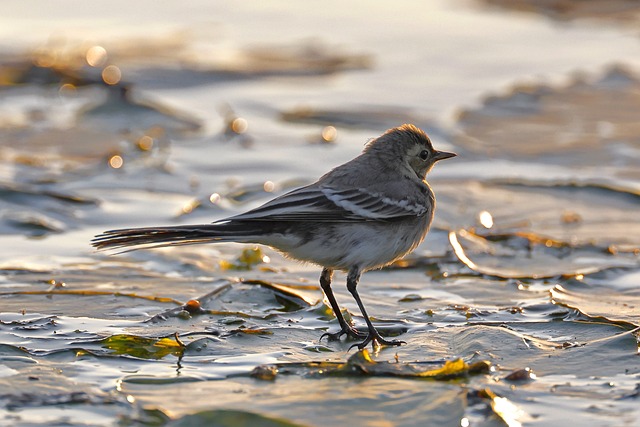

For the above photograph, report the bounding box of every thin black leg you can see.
[346,266,405,350]
[318,268,366,341]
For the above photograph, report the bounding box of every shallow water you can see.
[1,1,639,426]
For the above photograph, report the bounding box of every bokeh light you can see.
[181,200,198,214]
[58,83,76,96]
[263,181,275,192]
[321,125,337,143]
[137,135,154,151]
[33,50,56,68]
[108,155,124,169]
[86,46,108,67]
[209,193,221,204]
[102,65,122,85]
[478,210,494,229]
[231,117,248,134]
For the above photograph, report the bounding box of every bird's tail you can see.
[91,222,261,252]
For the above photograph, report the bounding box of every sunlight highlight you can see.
[231,117,248,134]
[449,231,478,271]
[58,83,76,96]
[86,46,108,67]
[102,65,122,85]
[209,193,221,204]
[322,125,337,142]
[263,181,275,192]
[108,155,124,169]
[479,210,494,229]
[137,135,154,151]
[492,396,524,427]
[181,200,199,214]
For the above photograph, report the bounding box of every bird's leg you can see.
[346,267,405,350]
[318,268,366,341]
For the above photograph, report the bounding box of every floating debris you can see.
[219,247,270,271]
[183,299,203,315]
[256,350,492,380]
[101,334,185,360]
[504,367,537,382]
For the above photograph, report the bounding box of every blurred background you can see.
[1,1,639,426]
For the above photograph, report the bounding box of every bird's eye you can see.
[419,150,429,160]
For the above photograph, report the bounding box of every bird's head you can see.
[365,124,456,180]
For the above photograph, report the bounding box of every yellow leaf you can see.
[416,358,468,378]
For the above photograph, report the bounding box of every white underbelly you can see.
[264,220,429,272]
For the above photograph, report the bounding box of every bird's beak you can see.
[433,150,457,162]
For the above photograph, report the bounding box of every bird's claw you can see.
[348,333,405,351]
[320,325,367,341]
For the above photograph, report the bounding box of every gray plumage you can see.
[92,124,456,349]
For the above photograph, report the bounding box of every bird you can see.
[92,124,456,349]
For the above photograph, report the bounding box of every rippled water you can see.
[1,1,639,426]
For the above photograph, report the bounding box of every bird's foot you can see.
[349,330,406,351]
[320,325,367,341]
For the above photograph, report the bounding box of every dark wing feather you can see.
[219,184,427,223]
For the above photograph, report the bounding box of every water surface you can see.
[1,1,639,426]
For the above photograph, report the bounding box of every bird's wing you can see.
[219,184,427,223]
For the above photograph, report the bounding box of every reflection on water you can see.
[1,1,639,426]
